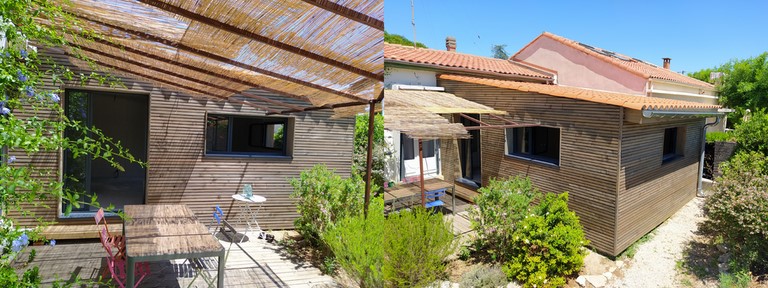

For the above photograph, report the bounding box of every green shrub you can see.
[352,113,390,195]
[459,266,508,288]
[706,131,735,143]
[468,176,537,262]
[705,151,768,274]
[289,164,368,245]
[502,192,588,288]
[322,198,384,288]
[734,109,768,154]
[383,208,456,287]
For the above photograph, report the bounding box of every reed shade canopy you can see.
[382,89,506,140]
[53,0,384,114]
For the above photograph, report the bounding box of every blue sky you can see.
[385,0,768,74]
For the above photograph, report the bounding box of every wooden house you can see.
[5,0,383,238]
[438,74,722,256]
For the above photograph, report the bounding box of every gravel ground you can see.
[614,197,707,288]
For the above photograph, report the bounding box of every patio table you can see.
[384,178,456,213]
[124,204,225,288]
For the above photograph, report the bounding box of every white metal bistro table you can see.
[123,204,225,288]
[231,194,267,237]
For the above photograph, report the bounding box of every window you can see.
[662,127,685,163]
[401,134,437,160]
[206,114,290,157]
[505,126,560,165]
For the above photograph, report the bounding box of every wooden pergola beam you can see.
[300,0,384,31]
[136,0,382,81]
[266,100,367,115]
[72,41,314,111]
[71,14,368,103]
[74,46,285,114]
[68,35,316,106]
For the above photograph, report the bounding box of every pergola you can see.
[383,89,537,206]
[48,0,384,215]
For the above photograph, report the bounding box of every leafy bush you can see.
[289,164,368,245]
[352,113,390,195]
[734,109,768,154]
[468,176,537,262]
[502,192,588,288]
[705,151,768,274]
[459,266,508,288]
[322,198,384,288]
[706,131,735,143]
[383,208,456,287]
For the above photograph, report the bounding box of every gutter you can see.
[697,117,721,197]
[641,110,724,118]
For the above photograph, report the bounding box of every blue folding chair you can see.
[424,188,447,209]
[208,206,225,236]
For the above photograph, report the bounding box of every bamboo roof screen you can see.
[439,74,722,112]
[52,0,383,115]
[383,89,506,140]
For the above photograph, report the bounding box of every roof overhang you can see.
[383,89,507,139]
[47,0,384,116]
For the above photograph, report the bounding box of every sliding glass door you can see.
[63,90,148,214]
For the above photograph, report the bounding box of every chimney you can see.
[662,58,671,69]
[446,36,456,52]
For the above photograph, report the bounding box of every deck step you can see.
[42,224,123,240]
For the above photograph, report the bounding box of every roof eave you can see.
[384,59,553,82]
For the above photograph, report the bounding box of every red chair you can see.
[98,227,150,288]
[94,208,126,260]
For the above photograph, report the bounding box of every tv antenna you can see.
[411,0,417,48]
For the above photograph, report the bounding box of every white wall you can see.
[384,67,437,88]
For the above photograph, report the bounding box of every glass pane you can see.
[422,140,436,158]
[402,133,415,160]
[663,128,677,156]
[63,91,90,212]
[206,115,229,152]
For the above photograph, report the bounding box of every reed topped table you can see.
[123,204,225,287]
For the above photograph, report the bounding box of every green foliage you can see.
[459,266,508,288]
[619,228,655,259]
[469,176,538,262]
[718,271,751,288]
[383,208,456,287]
[384,31,427,48]
[705,151,768,274]
[322,198,384,288]
[706,131,736,143]
[289,164,367,246]
[353,113,389,195]
[491,44,509,59]
[0,1,141,286]
[689,52,768,127]
[687,68,718,83]
[502,192,588,288]
[734,109,768,154]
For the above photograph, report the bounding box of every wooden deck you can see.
[14,231,335,287]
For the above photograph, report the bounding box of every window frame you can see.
[504,125,561,166]
[662,126,686,164]
[204,112,293,159]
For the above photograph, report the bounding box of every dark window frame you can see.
[505,126,561,166]
[662,127,685,163]
[205,113,292,158]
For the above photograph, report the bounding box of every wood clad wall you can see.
[615,118,703,254]
[9,47,354,230]
[439,79,622,255]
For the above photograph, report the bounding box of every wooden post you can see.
[363,100,375,218]
[419,139,426,207]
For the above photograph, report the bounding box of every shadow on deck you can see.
[14,231,336,288]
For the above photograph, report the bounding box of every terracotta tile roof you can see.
[384,43,552,79]
[439,74,721,112]
[520,32,714,89]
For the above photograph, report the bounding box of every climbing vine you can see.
[0,0,141,286]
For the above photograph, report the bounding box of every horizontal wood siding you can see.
[616,118,703,254]
[10,48,354,230]
[440,79,621,254]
